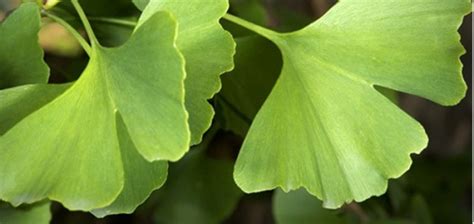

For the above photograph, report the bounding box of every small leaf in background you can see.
[0,11,186,211]
[0,3,49,89]
[138,0,236,145]
[273,189,351,224]
[233,0,470,208]
[0,201,51,224]
[150,137,243,224]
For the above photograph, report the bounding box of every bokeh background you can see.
[0,0,471,223]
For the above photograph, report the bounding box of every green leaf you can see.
[273,189,350,224]
[139,0,236,145]
[90,115,167,217]
[0,3,49,89]
[217,35,281,136]
[0,11,186,211]
[231,0,470,208]
[0,84,70,135]
[0,201,51,224]
[152,139,242,224]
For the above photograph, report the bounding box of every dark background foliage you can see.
[0,0,471,223]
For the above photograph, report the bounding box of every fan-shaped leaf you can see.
[0,11,186,211]
[233,0,470,208]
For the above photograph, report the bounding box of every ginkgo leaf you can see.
[218,36,398,136]
[0,11,186,211]
[138,0,235,145]
[0,201,51,224]
[229,0,470,208]
[0,3,49,89]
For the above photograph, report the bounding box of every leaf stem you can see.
[88,17,137,28]
[42,10,92,56]
[223,14,279,41]
[71,0,99,48]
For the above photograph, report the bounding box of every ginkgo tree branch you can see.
[42,10,92,56]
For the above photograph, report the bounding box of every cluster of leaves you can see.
[0,0,470,223]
